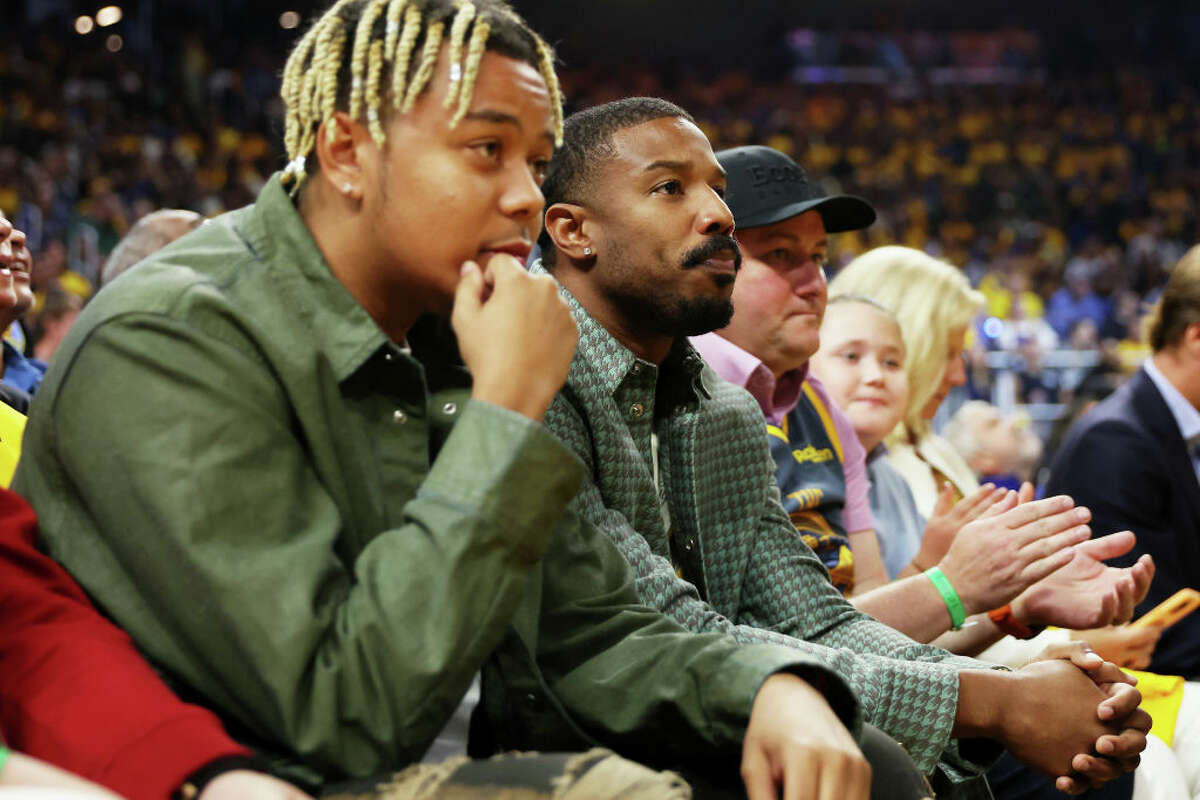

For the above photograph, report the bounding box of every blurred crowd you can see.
[1,17,1196,456]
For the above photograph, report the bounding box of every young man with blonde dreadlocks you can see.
[12,1,898,797]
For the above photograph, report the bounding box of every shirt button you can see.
[384,352,395,362]
[442,402,457,416]
[392,409,407,424]
[629,402,644,418]
[683,537,695,552]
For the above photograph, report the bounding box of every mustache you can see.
[682,235,742,271]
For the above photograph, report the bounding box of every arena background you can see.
[4,0,1199,475]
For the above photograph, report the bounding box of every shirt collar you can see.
[242,174,391,382]
[689,332,807,424]
[531,261,710,403]
[1143,357,1200,447]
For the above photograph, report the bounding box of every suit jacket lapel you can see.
[1131,368,1200,529]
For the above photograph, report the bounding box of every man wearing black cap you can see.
[692,145,879,598]
[535,99,1150,800]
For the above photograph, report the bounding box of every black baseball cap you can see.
[716,145,876,233]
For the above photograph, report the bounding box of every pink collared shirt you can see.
[690,332,876,534]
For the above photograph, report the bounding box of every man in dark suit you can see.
[1047,244,1200,679]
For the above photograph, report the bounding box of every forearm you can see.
[851,573,958,644]
[930,615,1006,657]
[952,669,1014,740]
[846,529,889,594]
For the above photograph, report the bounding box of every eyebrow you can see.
[641,159,728,179]
[460,109,556,144]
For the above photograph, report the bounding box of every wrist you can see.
[924,566,968,629]
[175,756,275,800]
[470,385,551,422]
[954,669,1014,740]
[1010,589,1045,629]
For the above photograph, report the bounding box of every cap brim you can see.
[736,194,876,233]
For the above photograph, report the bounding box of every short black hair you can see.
[538,97,693,267]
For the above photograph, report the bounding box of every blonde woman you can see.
[828,246,1154,646]
[829,246,983,517]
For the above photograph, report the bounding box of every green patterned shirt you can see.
[537,264,1002,778]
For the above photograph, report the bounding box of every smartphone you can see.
[1131,588,1200,630]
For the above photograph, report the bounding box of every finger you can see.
[1097,686,1146,725]
[1111,575,1137,624]
[1018,481,1036,504]
[932,482,956,518]
[1084,658,1135,686]
[484,252,527,285]
[782,751,818,800]
[1056,643,1105,672]
[1076,531,1136,561]
[1013,507,1092,551]
[962,487,1006,523]
[1017,541,1079,586]
[1000,494,1077,532]
[834,754,871,800]
[740,745,778,800]
[452,261,485,317]
[1131,555,1155,604]
[1055,775,1086,795]
[979,488,1020,519]
[1095,728,1149,760]
[1070,754,1122,785]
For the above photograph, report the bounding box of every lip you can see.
[852,396,890,407]
[480,241,532,263]
[699,256,738,275]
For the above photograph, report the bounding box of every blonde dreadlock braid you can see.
[450,18,490,127]
[279,0,565,193]
[441,2,476,111]
[348,0,389,122]
[390,4,423,106]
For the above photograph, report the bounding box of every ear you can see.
[312,111,375,200]
[544,203,593,262]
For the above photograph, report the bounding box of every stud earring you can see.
[342,182,353,195]
[583,247,593,256]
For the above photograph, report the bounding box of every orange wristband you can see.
[987,604,1044,640]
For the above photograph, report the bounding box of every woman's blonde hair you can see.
[828,245,983,438]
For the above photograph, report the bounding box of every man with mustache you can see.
[536,97,1150,799]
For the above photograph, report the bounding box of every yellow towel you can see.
[1126,669,1185,747]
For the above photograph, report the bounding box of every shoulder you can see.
[700,362,768,426]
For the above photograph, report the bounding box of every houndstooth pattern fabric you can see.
[536,267,1000,777]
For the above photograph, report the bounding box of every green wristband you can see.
[925,566,966,630]
[0,744,9,773]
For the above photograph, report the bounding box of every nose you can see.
[696,190,734,237]
[498,162,546,228]
[790,261,827,299]
[862,356,885,385]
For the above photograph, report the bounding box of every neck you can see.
[1153,348,1200,411]
[859,431,886,454]
[299,183,422,343]
[556,268,674,365]
[714,329,808,380]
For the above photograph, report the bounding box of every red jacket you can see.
[0,488,250,798]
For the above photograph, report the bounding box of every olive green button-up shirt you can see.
[14,175,857,783]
